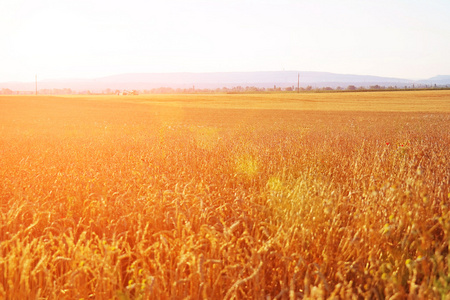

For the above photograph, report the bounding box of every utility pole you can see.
[35,74,37,96]
[297,73,300,93]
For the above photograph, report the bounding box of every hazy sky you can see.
[1,0,449,82]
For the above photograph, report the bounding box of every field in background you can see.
[1,91,449,299]
[92,90,450,112]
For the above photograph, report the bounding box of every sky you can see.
[1,0,449,82]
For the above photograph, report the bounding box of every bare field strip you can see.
[1,93,450,299]
[65,90,450,112]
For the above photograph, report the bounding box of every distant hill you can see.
[1,71,449,92]
[417,75,450,85]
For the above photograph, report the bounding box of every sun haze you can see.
[1,0,449,82]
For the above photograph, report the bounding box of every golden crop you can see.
[1,92,449,299]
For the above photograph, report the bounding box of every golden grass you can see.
[69,90,450,112]
[1,92,450,299]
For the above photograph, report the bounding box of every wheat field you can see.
[1,91,450,299]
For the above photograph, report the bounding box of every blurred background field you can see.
[62,90,450,112]
[0,91,449,299]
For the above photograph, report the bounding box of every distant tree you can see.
[246,86,259,92]
[1,88,13,95]
[347,85,356,90]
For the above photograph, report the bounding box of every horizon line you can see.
[2,70,446,83]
